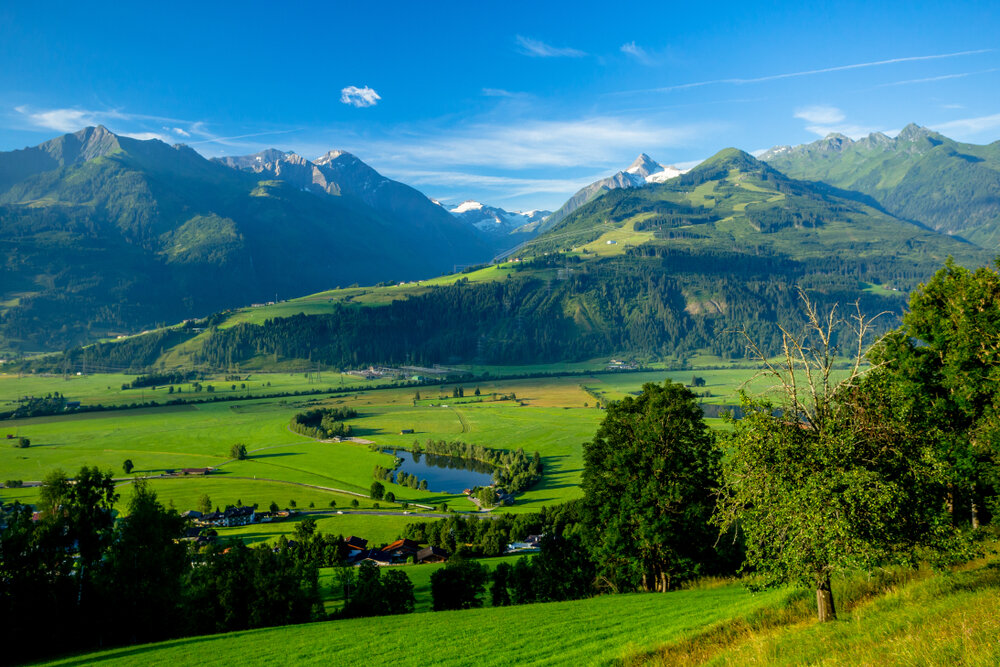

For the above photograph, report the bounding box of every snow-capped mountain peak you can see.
[447,200,551,238]
[626,153,663,178]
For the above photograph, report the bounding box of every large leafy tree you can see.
[582,380,720,593]
[430,558,488,610]
[100,478,188,645]
[715,293,958,621]
[869,259,1000,526]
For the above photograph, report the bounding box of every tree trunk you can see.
[971,497,980,530]
[816,575,837,622]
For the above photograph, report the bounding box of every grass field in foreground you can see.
[630,555,1000,667]
[41,584,788,667]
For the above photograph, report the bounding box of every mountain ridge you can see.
[0,127,493,352]
[760,124,1000,248]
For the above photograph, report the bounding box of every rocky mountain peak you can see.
[625,153,663,178]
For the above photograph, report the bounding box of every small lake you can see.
[392,450,494,494]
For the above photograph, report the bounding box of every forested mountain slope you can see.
[49,148,992,372]
[0,128,492,352]
[761,124,1000,248]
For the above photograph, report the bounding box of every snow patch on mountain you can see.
[448,200,551,237]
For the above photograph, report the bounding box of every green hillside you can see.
[38,147,992,373]
[761,124,1000,248]
[0,127,491,354]
[40,583,790,666]
[39,553,1000,667]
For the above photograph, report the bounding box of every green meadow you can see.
[0,369,382,411]
[1,366,768,540]
[40,583,790,666]
[33,548,1000,666]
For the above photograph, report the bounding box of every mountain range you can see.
[46,143,993,373]
[445,200,550,242]
[540,154,685,231]
[3,123,999,359]
[761,123,1000,248]
[0,127,492,351]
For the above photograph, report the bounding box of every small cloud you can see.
[483,88,516,97]
[122,131,170,142]
[621,41,653,65]
[172,127,191,137]
[941,103,965,109]
[340,86,381,108]
[16,106,95,133]
[515,35,585,58]
[794,105,845,125]
[932,112,1000,138]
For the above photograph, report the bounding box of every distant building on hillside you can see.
[380,538,422,563]
[416,546,449,563]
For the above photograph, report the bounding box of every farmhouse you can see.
[416,546,449,563]
[506,534,544,553]
[354,549,393,566]
[197,505,256,527]
[179,467,214,476]
[380,538,421,563]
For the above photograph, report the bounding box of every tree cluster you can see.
[0,472,324,663]
[289,407,357,439]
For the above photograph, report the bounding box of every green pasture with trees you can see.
[3,259,999,665]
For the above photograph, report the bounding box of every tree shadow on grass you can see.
[49,633,246,667]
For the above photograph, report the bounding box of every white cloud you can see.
[18,107,98,132]
[356,116,710,170]
[340,86,381,108]
[618,48,993,95]
[793,106,882,139]
[794,105,846,125]
[483,88,514,97]
[392,168,607,198]
[621,41,653,65]
[172,127,191,137]
[931,113,1000,138]
[122,131,170,142]
[515,35,586,58]
[185,128,300,146]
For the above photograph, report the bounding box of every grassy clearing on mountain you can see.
[40,583,788,667]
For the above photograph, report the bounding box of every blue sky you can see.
[1,0,999,210]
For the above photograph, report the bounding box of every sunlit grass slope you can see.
[629,554,1000,666]
[41,584,787,667]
